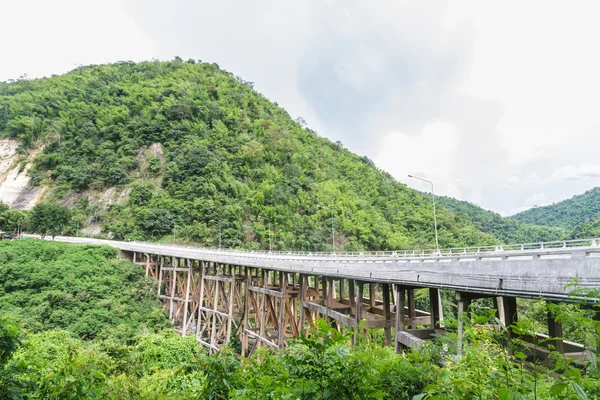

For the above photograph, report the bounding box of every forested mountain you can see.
[0,59,560,250]
[437,197,566,244]
[511,187,600,230]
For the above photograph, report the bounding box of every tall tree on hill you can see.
[30,202,71,238]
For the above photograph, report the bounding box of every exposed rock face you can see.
[0,139,43,209]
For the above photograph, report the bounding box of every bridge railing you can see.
[99,236,600,259]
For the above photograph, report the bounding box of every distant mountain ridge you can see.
[437,196,566,244]
[511,187,600,230]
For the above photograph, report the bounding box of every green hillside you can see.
[438,197,566,244]
[511,187,600,230]
[0,59,558,249]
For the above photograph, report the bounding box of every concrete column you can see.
[429,288,441,329]
[299,274,307,332]
[355,281,363,325]
[456,292,472,357]
[547,308,565,354]
[493,297,506,327]
[369,283,376,308]
[395,286,406,353]
[503,296,518,338]
[383,283,392,346]
[182,259,192,335]
[407,289,416,328]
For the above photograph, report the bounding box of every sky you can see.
[1,0,599,216]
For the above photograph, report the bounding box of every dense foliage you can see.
[569,217,600,239]
[0,240,599,399]
[0,59,560,250]
[0,240,168,340]
[512,187,600,230]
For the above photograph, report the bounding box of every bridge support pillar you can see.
[243,268,300,355]
[429,288,442,329]
[195,262,245,353]
[548,308,565,354]
[503,296,518,337]
[456,292,472,357]
[395,285,405,352]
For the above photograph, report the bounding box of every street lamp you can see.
[218,221,222,249]
[173,224,178,242]
[210,220,222,248]
[258,216,272,252]
[317,204,335,253]
[408,175,439,253]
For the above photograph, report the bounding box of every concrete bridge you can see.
[39,236,600,357]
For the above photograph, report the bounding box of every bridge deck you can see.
[38,236,600,302]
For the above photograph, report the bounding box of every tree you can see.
[30,202,71,238]
[141,208,175,236]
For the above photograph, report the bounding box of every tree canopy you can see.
[30,201,71,237]
[512,187,600,230]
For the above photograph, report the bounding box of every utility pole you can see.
[331,206,335,253]
[259,216,272,252]
[317,204,335,253]
[408,175,439,253]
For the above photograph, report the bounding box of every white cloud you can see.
[374,121,461,198]
[552,164,600,181]
[0,0,157,82]
[462,2,600,167]
[525,193,548,207]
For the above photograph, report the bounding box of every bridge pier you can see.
[243,268,301,355]
[395,286,439,351]
[547,308,565,354]
[196,262,245,352]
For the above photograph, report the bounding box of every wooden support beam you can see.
[259,269,267,349]
[355,281,364,337]
[278,272,288,348]
[303,301,356,326]
[383,283,392,346]
[182,259,192,335]
[210,265,220,350]
[407,289,416,322]
[395,286,406,353]
[369,283,376,308]
[157,257,164,297]
[242,267,250,356]
[299,274,307,333]
[169,258,177,320]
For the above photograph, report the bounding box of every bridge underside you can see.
[129,251,596,361]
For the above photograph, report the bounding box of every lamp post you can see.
[317,204,335,253]
[173,224,178,242]
[408,175,439,253]
[210,220,222,248]
[259,216,272,252]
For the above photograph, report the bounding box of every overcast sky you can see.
[2,0,599,216]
